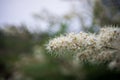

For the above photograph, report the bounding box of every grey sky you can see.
[0,0,71,25]
[0,0,94,32]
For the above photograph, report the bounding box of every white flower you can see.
[47,32,97,55]
[46,27,120,66]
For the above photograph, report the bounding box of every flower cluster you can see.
[47,32,97,55]
[98,27,120,49]
[46,27,120,65]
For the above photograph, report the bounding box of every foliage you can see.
[93,0,120,26]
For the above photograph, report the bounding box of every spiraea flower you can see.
[97,27,120,49]
[46,27,120,66]
[77,49,117,65]
[46,32,97,55]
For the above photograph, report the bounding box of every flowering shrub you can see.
[47,27,120,69]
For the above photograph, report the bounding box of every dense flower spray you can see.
[46,27,120,69]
